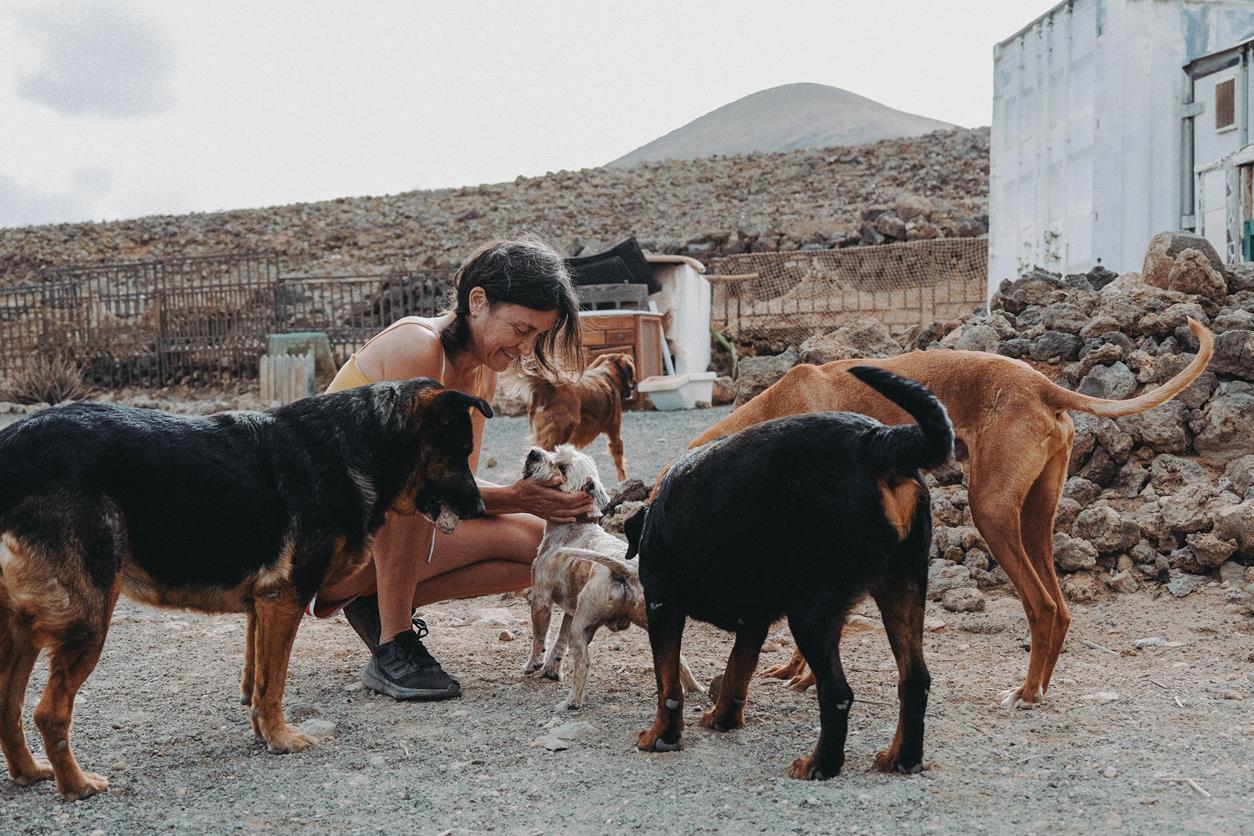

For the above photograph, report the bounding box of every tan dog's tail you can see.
[1044,318,1213,418]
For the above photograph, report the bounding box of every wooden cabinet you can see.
[578,311,665,380]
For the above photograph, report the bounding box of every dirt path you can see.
[3,407,1252,833]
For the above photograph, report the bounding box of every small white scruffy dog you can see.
[522,445,701,709]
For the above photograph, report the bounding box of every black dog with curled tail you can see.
[628,366,953,780]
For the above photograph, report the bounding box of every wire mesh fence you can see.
[0,253,451,389]
[708,238,988,346]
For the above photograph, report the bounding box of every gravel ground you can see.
[4,405,1254,834]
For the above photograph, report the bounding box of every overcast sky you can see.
[0,0,1050,229]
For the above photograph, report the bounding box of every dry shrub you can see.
[2,355,92,404]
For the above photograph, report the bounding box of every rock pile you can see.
[727,232,1254,607]
[0,129,988,283]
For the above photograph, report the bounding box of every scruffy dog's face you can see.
[523,444,611,520]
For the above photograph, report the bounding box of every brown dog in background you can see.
[683,320,1214,709]
[526,352,636,482]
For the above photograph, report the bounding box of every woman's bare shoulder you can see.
[358,318,445,382]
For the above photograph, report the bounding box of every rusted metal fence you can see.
[0,253,450,389]
[708,238,989,345]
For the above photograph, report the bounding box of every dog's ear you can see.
[524,447,546,479]
[623,506,647,560]
[440,391,494,419]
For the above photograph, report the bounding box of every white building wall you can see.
[989,0,1254,296]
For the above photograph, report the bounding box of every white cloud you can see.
[16,2,174,118]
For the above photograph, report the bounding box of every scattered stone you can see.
[1166,572,1204,598]
[941,587,986,612]
[1080,691,1121,704]
[733,349,797,408]
[927,562,973,600]
[1062,572,1107,602]
[1105,570,1139,594]
[798,317,903,365]
[498,630,515,642]
[1053,532,1098,572]
[1134,636,1165,648]
[474,608,517,627]
[296,718,337,738]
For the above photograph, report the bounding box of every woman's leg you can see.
[411,512,544,608]
[318,510,545,638]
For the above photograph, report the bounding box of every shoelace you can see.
[410,615,429,641]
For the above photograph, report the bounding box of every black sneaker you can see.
[360,618,462,701]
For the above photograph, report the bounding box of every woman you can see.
[313,238,593,700]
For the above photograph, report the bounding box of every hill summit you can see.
[607,82,955,168]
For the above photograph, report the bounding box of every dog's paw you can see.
[557,698,582,711]
[998,686,1042,710]
[541,669,562,682]
[873,747,926,774]
[637,727,682,752]
[700,706,745,732]
[788,672,816,692]
[264,725,317,754]
[787,754,838,781]
[11,759,54,787]
[521,660,543,676]
[58,771,109,801]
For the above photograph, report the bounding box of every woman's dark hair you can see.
[440,237,582,379]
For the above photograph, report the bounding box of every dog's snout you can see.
[470,499,486,519]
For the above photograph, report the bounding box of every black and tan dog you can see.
[0,380,489,800]
[631,367,953,779]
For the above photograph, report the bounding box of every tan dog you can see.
[522,445,699,708]
[526,353,636,482]
[684,320,1213,709]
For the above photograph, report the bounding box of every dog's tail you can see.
[559,548,637,580]
[1042,318,1213,418]
[848,366,954,473]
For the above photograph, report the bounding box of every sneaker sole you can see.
[360,665,462,701]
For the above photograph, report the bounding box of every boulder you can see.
[1158,483,1217,534]
[1053,532,1099,572]
[1062,572,1108,603]
[927,562,974,600]
[1193,390,1254,462]
[1210,330,1254,380]
[1114,402,1190,454]
[1213,501,1254,557]
[1222,454,1254,499]
[954,324,1000,353]
[1072,506,1140,554]
[712,375,735,406]
[1031,330,1081,363]
[1142,232,1229,297]
[733,348,797,409]
[941,587,986,613]
[1184,531,1238,570]
[1077,362,1137,400]
[1228,262,1254,294]
[797,317,901,365]
[1149,454,1208,494]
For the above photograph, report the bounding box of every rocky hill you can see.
[608,82,955,168]
[0,127,988,284]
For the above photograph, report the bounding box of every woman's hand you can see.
[502,476,595,524]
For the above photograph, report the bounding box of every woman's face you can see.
[469,290,561,372]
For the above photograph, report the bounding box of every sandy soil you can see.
[3,406,1253,834]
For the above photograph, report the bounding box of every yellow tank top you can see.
[324,317,484,398]
[325,316,485,564]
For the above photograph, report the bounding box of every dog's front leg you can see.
[637,603,686,752]
[241,606,256,707]
[250,593,315,754]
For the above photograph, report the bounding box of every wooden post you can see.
[259,352,315,404]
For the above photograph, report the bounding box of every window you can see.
[1216,78,1236,130]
